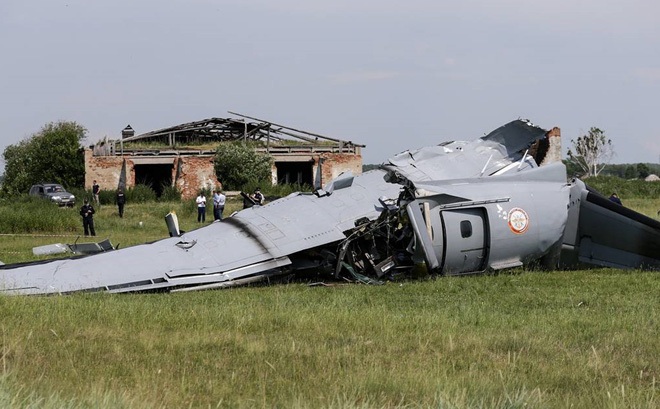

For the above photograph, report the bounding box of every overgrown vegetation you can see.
[121,140,220,150]
[214,141,273,190]
[0,196,81,234]
[0,196,249,264]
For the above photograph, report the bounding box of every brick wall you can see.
[85,147,363,199]
[542,127,562,166]
[174,156,220,199]
[84,149,126,192]
[317,153,363,187]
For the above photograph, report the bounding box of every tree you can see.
[213,142,272,190]
[636,163,650,179]
[2,121,86,195]
[566,127,614,177]
[624,165,637,179]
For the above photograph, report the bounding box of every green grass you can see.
[0,189,316,265]
[0,197,246,264]
[0,197,658,408]
[583,175,660,200]
[0,272,658,408]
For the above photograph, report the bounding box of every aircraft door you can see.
[441,208,487,274]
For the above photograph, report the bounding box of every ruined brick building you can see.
[85,114,363,199]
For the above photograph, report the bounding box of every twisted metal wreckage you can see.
[1,120,659,295]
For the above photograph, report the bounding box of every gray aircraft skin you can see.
[1,120,658,295]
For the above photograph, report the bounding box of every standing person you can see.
[251,187,264,205]
[80,199,96,236]
[212,190,220,220]
[196,191,207,222]
[116,188,126,218]
[92,180,100,205]
[213,189,226,220]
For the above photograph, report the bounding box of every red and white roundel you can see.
[507,207,530,234]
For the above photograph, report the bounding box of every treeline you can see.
[598,163,660,179]
[565,161,660,179]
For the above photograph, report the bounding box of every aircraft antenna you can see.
[517,149,529,170]
[480,154,493,177]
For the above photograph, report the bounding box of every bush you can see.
[214,142,272,191]
[159,185,182,202]
[127,185,157,203]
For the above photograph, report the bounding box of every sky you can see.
[1,0,659,172]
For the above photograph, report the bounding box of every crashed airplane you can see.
[1,120,659,295]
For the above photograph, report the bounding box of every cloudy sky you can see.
[1,0,659,171]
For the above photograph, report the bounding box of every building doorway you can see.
[276,161,313,186]
[134,164,173,197]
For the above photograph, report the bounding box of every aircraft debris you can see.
[32,238,115,256]
[1,119,658,295]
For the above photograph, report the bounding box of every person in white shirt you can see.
[196,191,207,222]
[213,190,226,220]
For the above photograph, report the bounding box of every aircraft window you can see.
[460,221,472,238]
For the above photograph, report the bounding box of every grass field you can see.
[0,271,658,408]
[0,197,247,265]
[0,195,658,408]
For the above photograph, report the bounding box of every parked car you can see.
[29,183,76,207]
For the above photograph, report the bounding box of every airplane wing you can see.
[0,170,401,295]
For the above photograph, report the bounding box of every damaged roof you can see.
[120,112,364,149]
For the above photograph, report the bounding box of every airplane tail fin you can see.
[561,181,660,270]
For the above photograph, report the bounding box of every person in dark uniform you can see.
[116,188,126,218]
[609,192,622,206]
[251,187,264,205]
[80,199,96,236]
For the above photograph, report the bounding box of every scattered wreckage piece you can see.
[32,238,115,256]
[1,119,658,295]
[32,243,70,256]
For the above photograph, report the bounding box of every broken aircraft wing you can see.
[0,171,400,295]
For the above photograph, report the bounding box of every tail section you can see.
[561,180,660,270]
